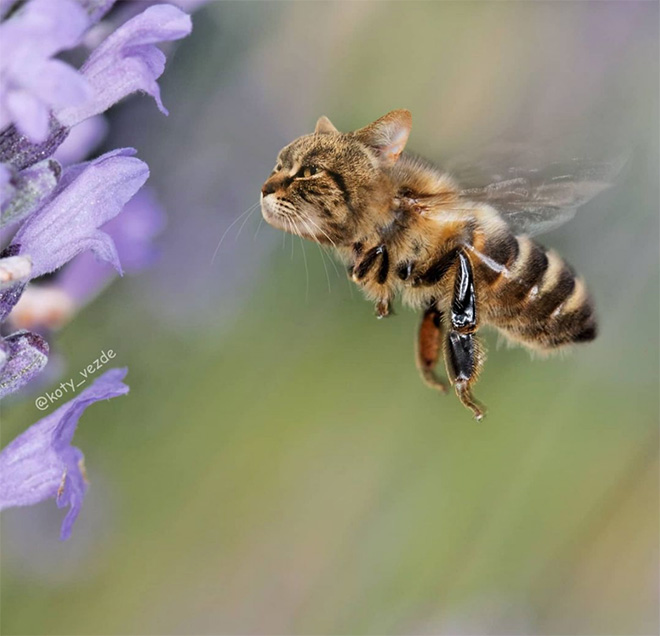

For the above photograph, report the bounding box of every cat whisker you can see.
[319,242,342,281]
[301,214,338,249]
[235,204,259,243]
[290,220,295,260]
[281,216,288,250]
[253,216,265,241]
[299,216,332,294]
[211,200,260,264]
[298,234,310,303]
[287,217,311,301]
[282,216,293,255]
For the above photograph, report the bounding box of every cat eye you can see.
[296,165,319,179]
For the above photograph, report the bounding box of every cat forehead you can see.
[278,133,357,164]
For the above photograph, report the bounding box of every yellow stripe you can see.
[509,236,532,278]
[539,249,564,294]
[560,276,589,315]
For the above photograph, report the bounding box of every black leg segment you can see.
[446,331,475,382]
[445,250,485,420]
[413,248,486,419]
[451,251,477,332]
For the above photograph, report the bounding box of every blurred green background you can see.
[2,2,658,634]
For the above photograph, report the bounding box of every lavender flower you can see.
[57,187,165,305]
[0,368,129,539]
[10,148,149,278]
[0,0,193,539]
[8,187,165,330]
[0,0,91,142]
[0,148,148,323]
[57,4,193,127]
[0,3,191,171]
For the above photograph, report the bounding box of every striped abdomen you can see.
[470,230,597,349]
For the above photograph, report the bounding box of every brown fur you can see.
[261,110,597,417]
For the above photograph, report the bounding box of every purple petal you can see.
[5,90,50,142]
[10,148,149,278]
[0,368,129,540]
[0,0,91,143]
[52,115,108,166]
[57,4,192,127]
[1,159,61,228]
[23,59,90,111]
[0,0,89,57]
[0,330,49,400]
[102,186,166,271]
[53,252,114,307]
[58,187,165,304]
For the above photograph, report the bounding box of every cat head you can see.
[260,109,412,246]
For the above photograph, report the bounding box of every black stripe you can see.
[556,303,595,339]
[417,248,459,286]
[325,169,351,206]
[532,266,576,318]
[574,320,597,342]
[354,245,381,280]
[478,233,518,284]
[506,242,548,302]
[524,299,596,346]
[487,232,519,267]
[377,246,390,284]
[303,149,323,164]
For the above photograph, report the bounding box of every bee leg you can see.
[351,244,384,283]
[445,250,486,420]
[416,305,449,393]
[375,297,394,319]
[445,331,486,420]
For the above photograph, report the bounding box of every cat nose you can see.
[261,181,277,196]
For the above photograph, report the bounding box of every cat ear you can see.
[353,109,412,166]
[315,115,339,134]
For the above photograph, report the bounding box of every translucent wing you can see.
[449,143,625,236]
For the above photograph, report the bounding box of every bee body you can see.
[261,110,609,418]
[344,159,597,352]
